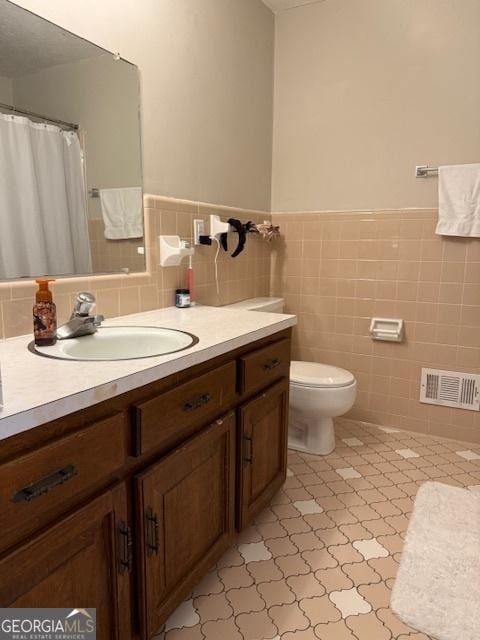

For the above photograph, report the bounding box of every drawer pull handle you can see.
[146,507,159,556]
[263,357,280,371]
[11,464,77,503]
[183,392,212,412]
[244,435,253,464]
[118,522,133,574]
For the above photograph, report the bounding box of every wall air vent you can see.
[420,368,480,411]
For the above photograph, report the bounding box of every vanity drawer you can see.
[0,412,128,552]
[239,338,291,395]
[134,362,237,455]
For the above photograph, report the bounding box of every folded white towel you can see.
[436,163,480,237]
[100,187,143,239]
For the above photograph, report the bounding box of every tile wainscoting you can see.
[0,195,272,339]
[2,201,480,444]
[271,209,480,444]
[88,218,145,274]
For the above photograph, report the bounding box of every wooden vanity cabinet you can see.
[135,413,236,638]
[237,378,289,529]
[0,482,132,640]
[0,329,291,639]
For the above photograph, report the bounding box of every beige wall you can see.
[0,75,12,102]
[13,55,142,221]
[15,0,275,211]
[272,209,480,443]
[272,0,480,212]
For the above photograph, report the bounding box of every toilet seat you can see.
[290,361,355,389]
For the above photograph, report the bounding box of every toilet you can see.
[288,361,356,455]
[225,297,357,455]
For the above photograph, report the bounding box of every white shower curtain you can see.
[0,113,92,279]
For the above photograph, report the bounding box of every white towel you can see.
[436,163,480,237]
[100,187,143,239]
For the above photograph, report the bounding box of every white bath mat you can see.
[391,481,480,640]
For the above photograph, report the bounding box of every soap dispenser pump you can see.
[33,278,57,346]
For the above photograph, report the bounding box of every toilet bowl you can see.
[224,297,357,455]
[289,361,356,455]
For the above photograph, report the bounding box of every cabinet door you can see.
[135,413,236,639]
[0,483,132,640]
[238,378,289,530]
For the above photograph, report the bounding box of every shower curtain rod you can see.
[0,102,79,131]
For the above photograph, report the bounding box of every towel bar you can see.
[415,165,438,178]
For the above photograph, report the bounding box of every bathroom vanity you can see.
[0,306,295,639]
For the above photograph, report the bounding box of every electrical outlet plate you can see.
[193,219,205,245]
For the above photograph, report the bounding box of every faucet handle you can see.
[73,291,96,316]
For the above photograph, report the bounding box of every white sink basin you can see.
[30,326,198,361]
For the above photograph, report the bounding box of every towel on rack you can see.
[100,187,143,239]
[436,164,480,237]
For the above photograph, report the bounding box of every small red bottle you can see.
[33,278,57,346]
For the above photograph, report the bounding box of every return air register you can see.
[420,368,480,411]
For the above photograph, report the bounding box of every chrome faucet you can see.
[56,292,104,340]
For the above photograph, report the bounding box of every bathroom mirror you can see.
[0,0,144,280]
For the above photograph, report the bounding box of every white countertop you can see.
[0,305,296,441]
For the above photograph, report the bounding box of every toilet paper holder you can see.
[369,318,404,342]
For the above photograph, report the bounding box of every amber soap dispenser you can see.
[33,279,57,346]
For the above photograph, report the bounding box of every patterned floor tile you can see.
[218,565,254,590]
[235,610,278,640]
[335,467,361,479]
[157,418,480,640]
[238,541,272,563]
[329,587,372,617]
[247,559,283,584]
[299,594,342,625]
[342,561,382,586]
[342,437,364,447]
[314,620,358,640]
[275,553,311,577]
[352,538,389,560]
[165,625,203,640]
[357,581,392,610]
[257,579,295,607]
[286,573,326,599]
[315,567,353,593]
[294,499,324,515]
[164,600,199,632]
[269,602,310,634]
[290,531,325,552]
[225,586,265,615]
[456,449,480,460]
[395,448,420,459]
[265,536,298,558]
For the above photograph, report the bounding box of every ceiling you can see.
[0,0,104,78]
[262,0,326,13]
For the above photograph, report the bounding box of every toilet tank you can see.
[224,297,285,313]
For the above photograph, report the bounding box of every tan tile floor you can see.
[155,419,480,640]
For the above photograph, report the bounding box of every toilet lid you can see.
[290,361,355,388]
